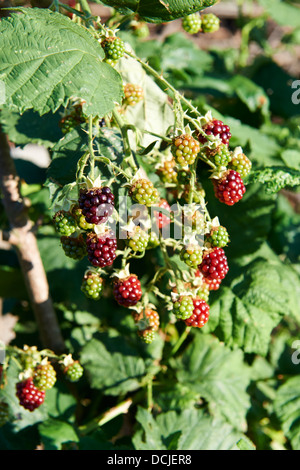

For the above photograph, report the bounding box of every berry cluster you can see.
[133,308,160,344]
[11,347,85,413]
[130,178,159,206]
[198,119,232,146]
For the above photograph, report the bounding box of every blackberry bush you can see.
[3,0,297,452]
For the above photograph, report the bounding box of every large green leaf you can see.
[207,257,300,355]
[0,8,123,116]
[133,406,252,450]
[171,334,251,431]
[273,376,300,450]
[92,0,218,23]
[79,331,153,395]
[246,166,300,194]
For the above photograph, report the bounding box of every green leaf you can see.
[38,418,79,450]
[92,0,218,23]
[133,406,251,450]
[273,376,300,450]
[208,257,300,355]
[79,331,149,395]
[0,108,63,149]
[172,334,251,431]
[246,166,300,194]
[257,0,300,29]
[0,8,123,116]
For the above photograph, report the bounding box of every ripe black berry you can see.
[78,186,115,225]
[213,170,246,205]
[113,275,142,307]
[86,231,117,268]
[61,234,87,260]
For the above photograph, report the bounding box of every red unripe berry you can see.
[185,298,210,328]
[113,275,142,307]
[155,199,171,229]
[199,119,231,146]
[198,247,229,281]
[16,377,45,412]
[213,170,246,206]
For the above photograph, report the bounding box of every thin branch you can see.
[0,129,65,354]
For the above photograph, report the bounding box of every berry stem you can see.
[147,377,153,412]
[169,326,191,357]
[112,109,139,172]
[88,115,96,180]
[79,0,94,27]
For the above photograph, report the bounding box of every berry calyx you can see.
[180,243,203,268]
[184,298,209,328]
[53,210,77,236]
[213,170,246,205]
[172,134,200,167]
[33,362,57,391]
[86,231,117,268]
[182,13,202,34]
[61,234,87,260]
[173,295,194,320]
[154,199,171,229]
[16,377,45,412]
[206,225,230,248]
[201,13,220,33]
[198,247,229,281]
[63,361,84,382]
[78,186,115,225]
[130,179,159,206]
[101,36,125,65]
[113,274,142,307]
[228,151,252,178]
[123,83,144,106]
[81,271,104,300]
[198,119,231,146]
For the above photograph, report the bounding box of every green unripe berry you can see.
[182,13,202,34]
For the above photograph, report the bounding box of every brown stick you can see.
[0,128,65,354]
